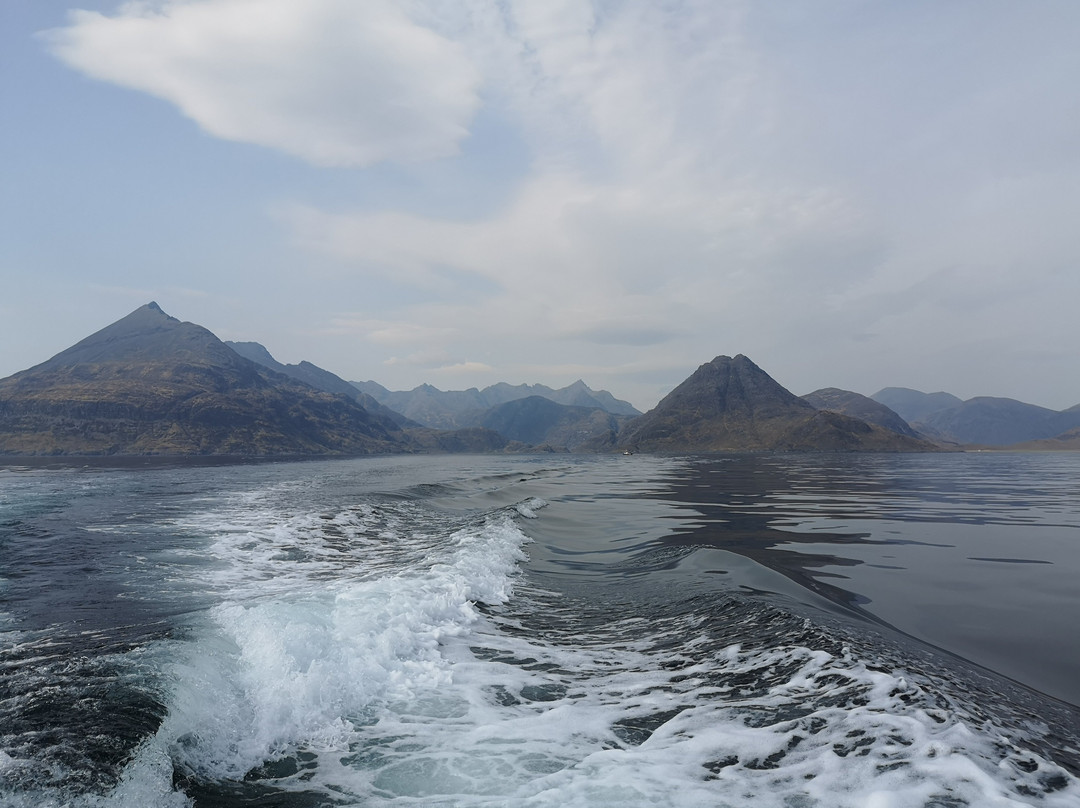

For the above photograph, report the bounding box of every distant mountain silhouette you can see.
[916,397,1080,446]
[615,355,935,452]
[0,304,409,456]
[353,382,489,430]
[227,341,415,427]
[872,387,1080,446]
[802,388,920,438]
[482,380,640,415]
[353,379,640,429]
[470,395,630,451]
[871,388,964,424]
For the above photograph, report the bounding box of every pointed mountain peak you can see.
[671,353,808,417]
[129,301,175,323]
[617,353,934,452]
[38,302,234,369]
[709,353,756,370]
[0,305,409,456]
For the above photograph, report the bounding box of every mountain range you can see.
[0,304,509,456]
[352,379,639,429]
[1,303,1075,455]
[870,387,1080,446]
[225,341,417,427]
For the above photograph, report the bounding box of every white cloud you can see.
[44,0,482,166]
[269,0,882,404]
[285,166,867,354]
[366,322,458,348]
[431,361,494,377]
[381,352,492,376]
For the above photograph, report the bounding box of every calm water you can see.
[1,452,1078,807]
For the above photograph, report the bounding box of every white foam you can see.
[102,743,191,808]
[515,498,548,519]
[322,620,1080,808]
[145,504,532,787]
[149,577,1076,808]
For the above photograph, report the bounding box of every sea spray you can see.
[155,503,535,788]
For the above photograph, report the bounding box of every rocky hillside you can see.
[616,355,936,453]
[801,388,920,438]
[227,341,415,427]
[0,303,408,456]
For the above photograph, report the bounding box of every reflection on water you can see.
[641,453,1080,706]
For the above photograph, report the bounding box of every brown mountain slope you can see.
[616,355,936,452]
[0,303,407,456]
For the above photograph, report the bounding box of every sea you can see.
[1,451,1079,807]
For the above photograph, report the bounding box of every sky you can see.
[2,0,1079,412]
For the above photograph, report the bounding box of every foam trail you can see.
[149,504,534,789]
[329,606,1080,808]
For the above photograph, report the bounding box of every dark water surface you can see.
[649,453,1080,707]
[1,452,1078,807]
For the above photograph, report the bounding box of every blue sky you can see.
[2,1,1079,411]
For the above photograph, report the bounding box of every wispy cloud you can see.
[44,0,481,167]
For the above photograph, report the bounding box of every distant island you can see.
[1,303,1077,456]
